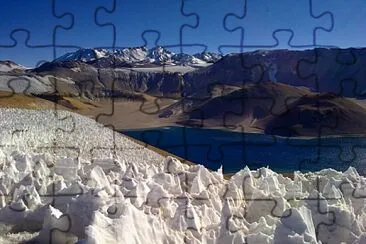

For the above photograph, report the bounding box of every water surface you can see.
[121,126,366,174]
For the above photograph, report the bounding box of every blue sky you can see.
[0,0,365,67]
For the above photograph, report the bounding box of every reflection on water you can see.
[121,126,366,174]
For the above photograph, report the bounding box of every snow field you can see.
[0,109,364,243]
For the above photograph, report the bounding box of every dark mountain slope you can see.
[160,81,366,137]
[183,48,366,98]
[255,93,366,137]
[160,81,311,128]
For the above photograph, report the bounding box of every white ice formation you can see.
[0,108,364,243]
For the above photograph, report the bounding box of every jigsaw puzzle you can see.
[0,0,365,243]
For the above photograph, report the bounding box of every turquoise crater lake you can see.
[121,126,366,174]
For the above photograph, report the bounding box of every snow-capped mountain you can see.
[3,47,366,101]
[54,46,223,67]
[54,49,97,63]
[193,52,222,63]
[147,46,174,64]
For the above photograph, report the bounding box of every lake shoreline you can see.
[120,126,366,176]
[122,130,296,179]
[121,125,366,140]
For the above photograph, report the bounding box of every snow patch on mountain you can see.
[56,49,97,63]
[193,52,222,63]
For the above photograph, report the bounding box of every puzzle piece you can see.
[311,0,366,47]
[0,29,55,68]
[224,168,289,220]
[297,48,366,96]
[53,0,115,57]
[224,0,334,49]
[0,0,71,67]
[181,0,243,53]
[274,101,348,171]
[222,169,340,243]
[302,177,337,241]
[37,207,78,244]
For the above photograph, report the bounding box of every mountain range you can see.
[54,46,222,68]
[1,46,366,137]
[2,46,366,98]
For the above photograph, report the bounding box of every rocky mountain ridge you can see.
[1,47,366,101]
[54,46,222,68]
